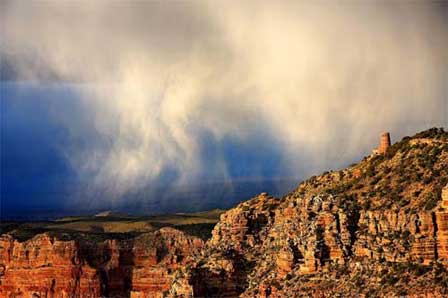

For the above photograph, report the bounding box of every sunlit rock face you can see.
[0,228,204,298]
[171,129,448,297]
[0,234,101,298]
[130,228,204,298]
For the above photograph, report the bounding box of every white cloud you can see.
[2,1,447,201]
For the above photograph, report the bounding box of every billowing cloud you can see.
[1,1,447,205]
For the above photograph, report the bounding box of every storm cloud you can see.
[1,1,447,208]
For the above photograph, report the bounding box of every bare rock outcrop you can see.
[0,234,101,297]
[172,128,448,297]
[0,228,203,298]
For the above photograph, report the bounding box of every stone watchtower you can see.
[442,185,448,209]
[377,132,391,154]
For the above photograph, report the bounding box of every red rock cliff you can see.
[0,228,203,298]
[171,128,448,297]
[0,233,101,298]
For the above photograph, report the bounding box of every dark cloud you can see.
[1,1,447,214]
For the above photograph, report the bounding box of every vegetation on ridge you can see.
[294,127,448,212]
[183,127,448,298]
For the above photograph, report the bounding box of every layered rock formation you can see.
[0,233,101,297]
[171,128,448,297]
[130,228,203,298]
[0,228,203,298]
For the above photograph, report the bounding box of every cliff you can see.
[171,128,448,297]
[0,233,101,297]
[0,228,203,298]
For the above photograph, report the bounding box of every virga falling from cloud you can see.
[1,1,447,201]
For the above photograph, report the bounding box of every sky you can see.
[1,1,447,219]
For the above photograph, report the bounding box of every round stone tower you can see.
[378,132,391,154]
[442,184,448,209]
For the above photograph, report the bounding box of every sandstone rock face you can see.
[0,234,101,298]
[0,228,203,298]
[170,129,448,297]
[130,228,204,298]
[182,193,281,298]
[210,192,279,251]
[187,195,448,297]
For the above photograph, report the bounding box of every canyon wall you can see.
[0,234,101,297]
[0,228,203,298]
[171,130,448,297]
